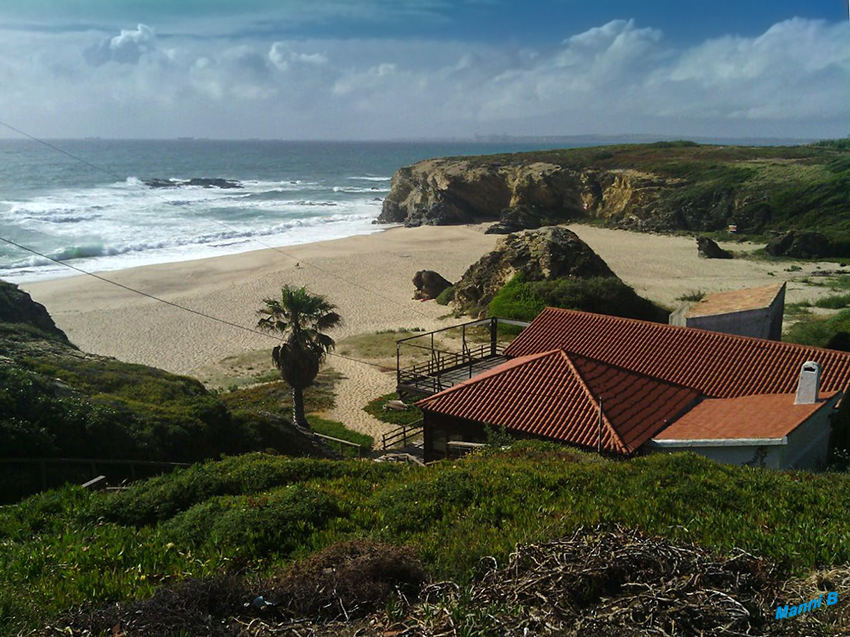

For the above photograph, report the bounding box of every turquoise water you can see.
[0,139,574,282]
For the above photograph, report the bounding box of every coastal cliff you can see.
[378,141,850,235]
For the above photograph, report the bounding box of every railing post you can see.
[396,343,401,386]
[490,317,497,357]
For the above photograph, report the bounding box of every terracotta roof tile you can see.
[416,350,700,454]
[654,392,839,441]
[504,308,850,398]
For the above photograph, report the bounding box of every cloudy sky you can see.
[0,0,847,140]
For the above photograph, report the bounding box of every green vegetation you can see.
[677,289,706,303]
[435,284,455,306]
[308,416,373,454]
[814,292,850,310]
[489,274,668,323]
[364,392,423,426]
[338,328,426,362]
[4,445,850,635]
[785,309,850,351]
[458,141,850,237]
[0,282,338,503]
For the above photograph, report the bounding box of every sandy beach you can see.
[23,224,836,440]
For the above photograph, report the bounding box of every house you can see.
[416,308,850,468]
[669,283,786,340]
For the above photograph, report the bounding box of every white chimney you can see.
[794,361,821,405]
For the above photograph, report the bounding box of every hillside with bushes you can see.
[2,445,850,635]
[0,280,336,502]
[379,140,850,242]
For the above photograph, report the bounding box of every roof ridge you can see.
[559,350,627,454]
[564,350,705,395]
[537,307,850,358]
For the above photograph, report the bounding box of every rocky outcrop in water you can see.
[144,178,242,189]
[453,227,615,314]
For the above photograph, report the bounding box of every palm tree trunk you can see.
[292,387,309,428]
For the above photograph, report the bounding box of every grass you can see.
[337,329,426,362]
[814,293,850,310]
[785,309,850,351]
[677,289,706,303]
[308,416,374,455]
[4,445,850,635]
[364,392,423,427]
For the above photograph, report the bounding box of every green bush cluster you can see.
[488,274,668,323]
[785,308,850,351]
[363,392,423,426]
[4,445,850,635]
[435,285,455,306]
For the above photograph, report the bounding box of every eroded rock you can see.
[453,226,615,315]
[413,270,453,300]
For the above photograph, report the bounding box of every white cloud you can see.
[0,17,847,139]
[84,23,157,65]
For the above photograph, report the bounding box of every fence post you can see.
[490,317,497,357]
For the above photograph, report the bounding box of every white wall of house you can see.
[646,394,839,469]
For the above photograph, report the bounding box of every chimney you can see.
[794,361,821,405]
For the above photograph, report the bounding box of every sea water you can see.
[0,139,571,283]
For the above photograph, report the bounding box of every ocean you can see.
[0,139,573,283]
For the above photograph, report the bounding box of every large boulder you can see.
[764,231,844,259]
[696,236,733,259]
[453,227,615,315]
[485,206,544,235]
[412,270,453,300]
[0,280,70,344]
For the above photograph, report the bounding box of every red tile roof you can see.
[653,392,839,441]
[416,350,700,454]
[505,308,850,398]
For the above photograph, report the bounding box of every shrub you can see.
[489,274,668,323]
[364,393,423,426]
[785,309,850,351]
[163,484,341,559]
[435,285,455,306]
[487,275,546,321]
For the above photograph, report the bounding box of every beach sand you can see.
[23,224,836,440]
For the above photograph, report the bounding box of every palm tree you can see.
[257,286,341,428]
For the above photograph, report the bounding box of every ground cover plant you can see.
[364,392,423,426]
[4,444,850,635]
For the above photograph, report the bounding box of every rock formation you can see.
[696,237,733,259]
[764,231,845,259]
[453,227,615,315]
[412,270,453,300]
[377,157,683,231]
[144,178,242,189]
[0,280,70,344]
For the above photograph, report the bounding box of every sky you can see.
[0,0,847,140]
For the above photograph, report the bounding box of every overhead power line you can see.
[0,235,389,371]
[0,118,434,320]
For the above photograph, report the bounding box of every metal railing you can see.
[381,419,424,451]
[314,433,369,459]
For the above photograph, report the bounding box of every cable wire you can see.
[0,118,435,320]
[0,235,390,371]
